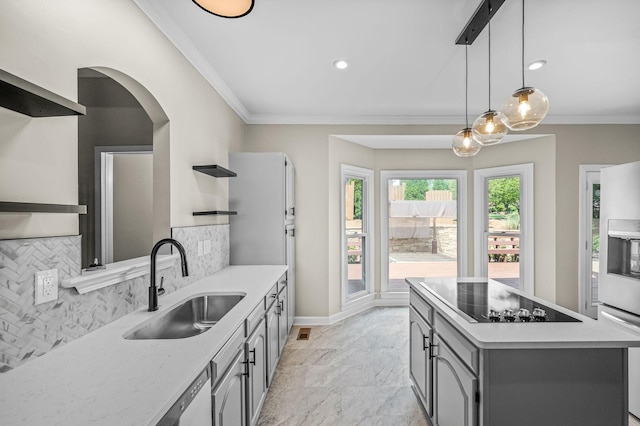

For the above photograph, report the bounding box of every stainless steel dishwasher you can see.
[157,367,212,426]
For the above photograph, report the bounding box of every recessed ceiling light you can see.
[528,60,547,71]
[333,59,349,70]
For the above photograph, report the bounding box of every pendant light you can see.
[472,20,508,146]
[452,44,482,157]
[192,0,254,18]
[500,0,549,131]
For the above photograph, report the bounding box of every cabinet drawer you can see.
[266,283,278,308]
[211,325,244,386]
[245,300,266,337]
[435,313,479,375]
[410,289,434,326]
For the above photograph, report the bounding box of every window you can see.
[341,165,374,308]
[474,164,534,295]
[380,170,468,298]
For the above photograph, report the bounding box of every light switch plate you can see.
[203,239,211,255]
[197,240,204,257]
[35,269,59,305]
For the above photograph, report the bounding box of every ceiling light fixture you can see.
[500,0,549,131]
[472,19,508,146]
[528,59,547,70]
[333,59,349,70]
[191,0,254,18]
[452,44,482,157]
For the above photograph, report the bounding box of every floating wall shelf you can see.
[0,68,86,117]
[0,201,87,214]
[193,165,237,178]
[192,211,238,216]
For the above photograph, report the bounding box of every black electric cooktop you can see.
[419,280,581,323]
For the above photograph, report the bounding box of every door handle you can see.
[241,360,250,377]
[249,349,256,365]
[422,335,429,351]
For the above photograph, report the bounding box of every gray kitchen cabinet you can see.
[245,317,267,426]
[212,348,246,426]
[409,307,433,417]
[277,283,289,355]
[433,335,477,426]
[266,292,280,387]
[410,288,478,426]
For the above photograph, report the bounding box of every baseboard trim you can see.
[294,296,409,326]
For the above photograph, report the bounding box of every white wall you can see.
[245,123,640,318]
[0,0,244,240]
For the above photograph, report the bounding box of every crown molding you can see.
[132,0,250,121]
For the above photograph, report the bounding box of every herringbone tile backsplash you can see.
[0,224,229,373]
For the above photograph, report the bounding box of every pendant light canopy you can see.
[500,0,549,131]
[452,44,482,157]
[192,0,254,18]
[472,21,508,146]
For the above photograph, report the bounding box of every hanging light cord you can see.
[488,20,492,110]
[521,0,525,87]
[465,43,469,128]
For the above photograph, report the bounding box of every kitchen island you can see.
[407,277,640,426]
[0,265,288,426]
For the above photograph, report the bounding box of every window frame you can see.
[379,170,468,299]
[340,164,375,309]
[473,163,534,295]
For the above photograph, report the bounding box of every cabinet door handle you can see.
[249,349,256,365]
[241,360,250,377]
[422,335,429,351]
[429,343,438,359]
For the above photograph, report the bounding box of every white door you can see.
[474,164,534,295]
[579,165,607,318]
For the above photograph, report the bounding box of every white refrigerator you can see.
[598,160,640,418]
[229,152,295,329]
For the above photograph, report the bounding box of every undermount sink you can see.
[124,293,245,340]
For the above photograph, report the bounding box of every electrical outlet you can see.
[34,269,59,305]
[197,240,204,257]
[203,239,211,255]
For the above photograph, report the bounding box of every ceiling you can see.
[133,0,640,133]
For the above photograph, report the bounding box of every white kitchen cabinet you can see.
[212,348,246,426]
[245,317,267,426]
[229,152,296,330]
[433,335,477,426]
[409,307,433,417]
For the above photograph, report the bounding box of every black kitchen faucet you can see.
[149,238,189,311]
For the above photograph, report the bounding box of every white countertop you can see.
[0,265,287,426]
[408,277,640,350]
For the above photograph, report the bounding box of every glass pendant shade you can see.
[472,110,508,146]
[452,128,482,157]
[192,0,254,18]
[501,86,549,131]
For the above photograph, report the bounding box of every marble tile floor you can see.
[257,306,640,426]
[257,307,427,426]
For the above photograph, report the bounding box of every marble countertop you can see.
[408,277,640,350]
[0,265,288,426]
